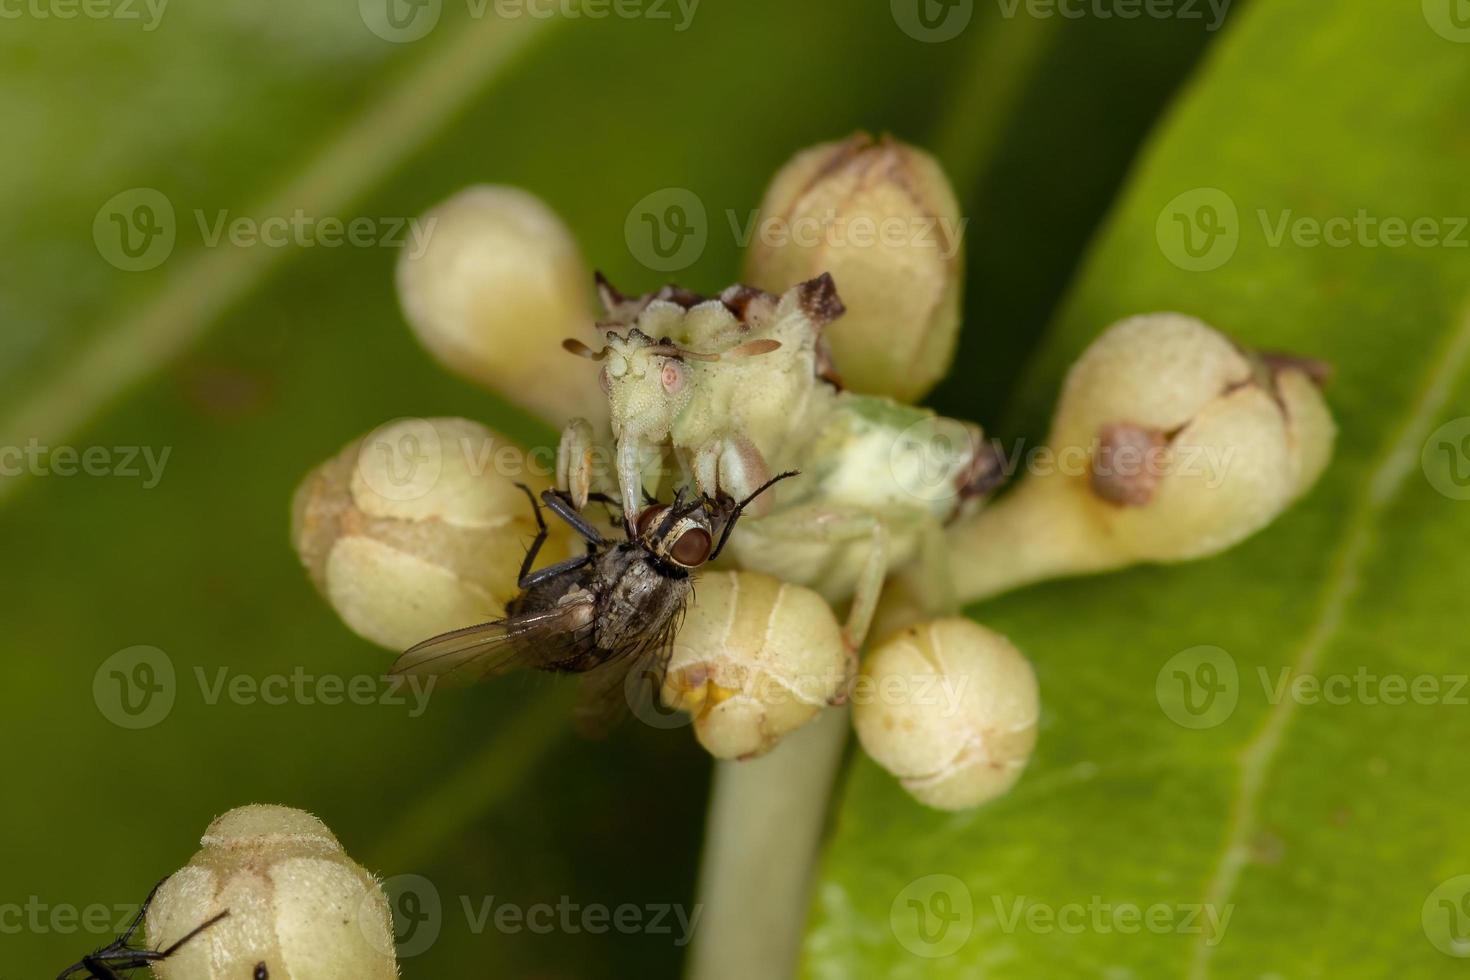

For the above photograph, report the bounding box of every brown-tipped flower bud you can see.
[291,417,571,650]
[944,313,1337,601]
[396,186,607,427]
[853,619,1039,811]
[662,571,848,760]
[743,133,965,403]
[147,805,398,980]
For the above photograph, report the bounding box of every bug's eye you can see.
[660,359,686,394]
[671,528,712,567]
[636,505,669,539]
[254,964,269,980]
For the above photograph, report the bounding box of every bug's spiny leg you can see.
[840,522,890,659]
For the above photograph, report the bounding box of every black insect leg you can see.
[74,958,128,980]
[520,553,594,590]
[540,490,607,546]
[514,483,552,587]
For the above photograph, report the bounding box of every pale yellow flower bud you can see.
[147,805,398,980]
[944,313,1337,600]
[396,186,607,427]
[743,134,965,403]
[291,417,570,650]
[662,572,847,760]
[853,619,1039,812]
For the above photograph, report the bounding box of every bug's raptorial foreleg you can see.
[615,435,648,528]
[556,417,597,511]
[694,436,776,518]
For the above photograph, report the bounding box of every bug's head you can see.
[561,274,784,441]
[634,496,714,570]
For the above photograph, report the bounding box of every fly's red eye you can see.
[671,528,712,567]
[636,505,668,539]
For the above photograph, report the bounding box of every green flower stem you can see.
[685,706,850,980]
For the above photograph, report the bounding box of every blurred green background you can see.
[5,0,1470,977]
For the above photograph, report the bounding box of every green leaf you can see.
[806,1,1470,976]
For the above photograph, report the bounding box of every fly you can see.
[56,879,228,980]
[391,472,795,729]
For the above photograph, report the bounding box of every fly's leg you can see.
[540,490,607,545]
[513,483,550,587]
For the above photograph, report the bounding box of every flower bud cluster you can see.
[147,805,398,980]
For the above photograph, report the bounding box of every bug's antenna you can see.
[562,338,609,361]
[709,471,799,561]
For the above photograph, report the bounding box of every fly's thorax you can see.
[593,554,693,650]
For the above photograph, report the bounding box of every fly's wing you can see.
[390,601,597,689]
[572,603,686,737]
